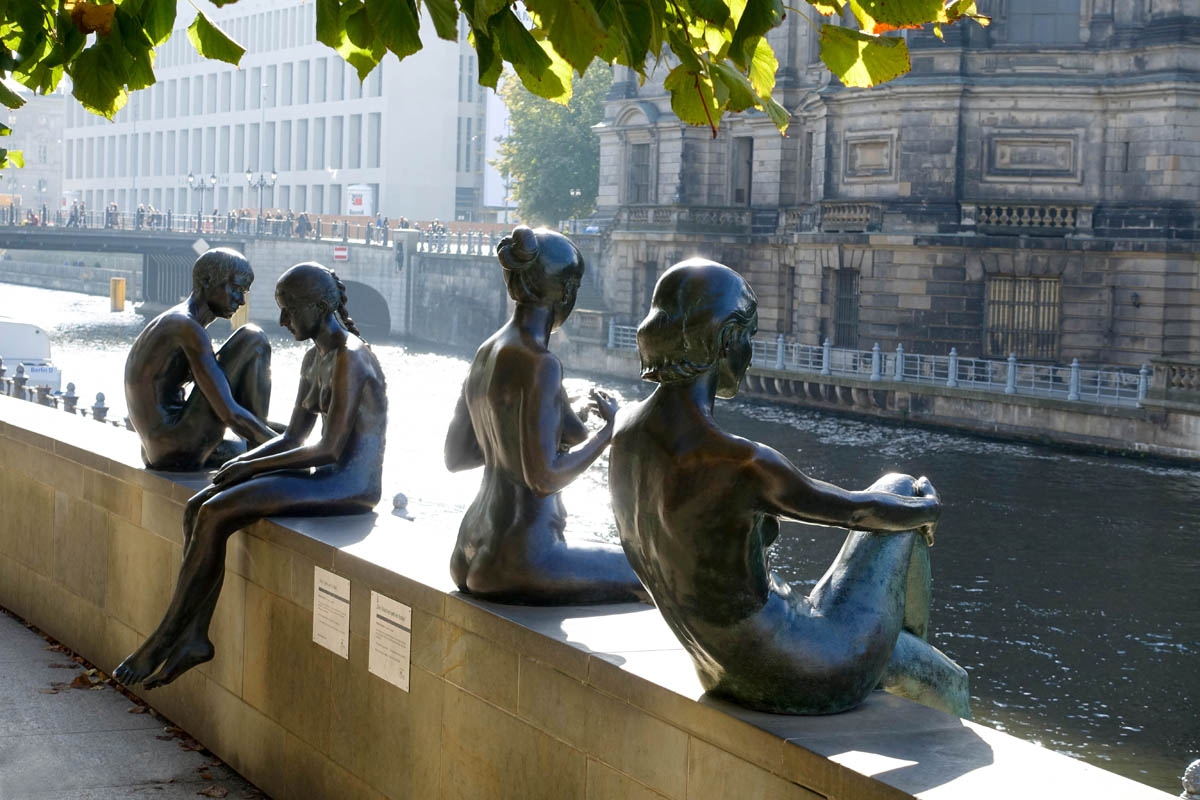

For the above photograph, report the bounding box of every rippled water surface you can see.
[6,284,1198,793]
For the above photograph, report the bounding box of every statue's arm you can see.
[181,324,275,445]
[519,356,615,497]
[444,387,484,471]
[751,445,940,534]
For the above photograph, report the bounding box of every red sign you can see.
[333,245,349,262]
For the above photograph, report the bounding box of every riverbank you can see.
[552,332,1200,464]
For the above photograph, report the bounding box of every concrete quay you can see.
[0,608,261,799]
[0,394,1177,800]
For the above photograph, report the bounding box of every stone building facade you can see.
[593,1,1200,368]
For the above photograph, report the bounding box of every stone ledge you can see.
[0,396,1173,799]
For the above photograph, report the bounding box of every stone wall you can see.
[0,396,1175,799]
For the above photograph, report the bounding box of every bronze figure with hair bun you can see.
[610,258,971,716]
[444,226,647,604]
[115,262,387,688]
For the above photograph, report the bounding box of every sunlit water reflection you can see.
[5,284,1197,793]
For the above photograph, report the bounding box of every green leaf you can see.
[493,10,553,85]
[4,149,25,168]
[469,23,503,88]
[367,0,423,59]
[747,34,776,97]
[664,62,726,130]
[819,24,908,87]
[849,0,942,27]
[0,123,10,136]
[423,0,461,40]
[710,61,757,111]
[688,0,731,25]
[808,0,844,14]
[542,0,606,75]
[141,0,177,45]
[69,44,128,118]
[345,5,374,47]
[0,81,25,110]
[316,0,344,48]
[763,96,789,131]
[730,0,782,70]
[187,11,245,66]
[112,8,157,91]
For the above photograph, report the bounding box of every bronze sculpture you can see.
[445,226,645,604]
[609,259,970,716]
[125,248,276,470]
[115,263,387,688]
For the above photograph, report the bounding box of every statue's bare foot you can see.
[113,638,170,686]
[143,637,214,690]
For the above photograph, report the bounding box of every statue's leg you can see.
[804,474,925,701]
[141,471,375,687]
[879,631,971,718]
[215,325,272,422]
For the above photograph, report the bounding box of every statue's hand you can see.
[213,459,255,486]
[914,476,939,546]
[588,388,618,425]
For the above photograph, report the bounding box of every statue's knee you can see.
[869,472,916,496]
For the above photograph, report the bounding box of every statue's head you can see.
[192,248,252,318]
[496,225,584,330]
[637,258,758,398]
[275,262,361,340]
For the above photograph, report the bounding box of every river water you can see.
[4,283,1197,793]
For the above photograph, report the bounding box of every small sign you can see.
[312,567,351,658]
[368,591,412,691]
[191,237,210,256]
[333,245,349,261]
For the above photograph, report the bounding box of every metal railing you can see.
[607,323,1151,408]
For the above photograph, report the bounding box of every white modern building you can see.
[60,0,491,222]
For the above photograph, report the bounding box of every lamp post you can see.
[188,172,217,231]
[246,169,276,234]
[569,187,582,233]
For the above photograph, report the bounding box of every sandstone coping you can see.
[0,395,1173,799]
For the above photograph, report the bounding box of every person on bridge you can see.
[444,225,646,604]
[609,259,971,718]
[124,247,277,471]
[116,262,388,688]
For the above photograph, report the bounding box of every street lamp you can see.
[246,169,276,233]
[569,187,582,233]
[187,172,217,231]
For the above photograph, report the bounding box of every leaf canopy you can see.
[0,0,987,167]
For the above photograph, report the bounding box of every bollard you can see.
[1067,358,1081,401]
[63,382,78,414]
[894,344,905,382]
[92,392,108,423]
[13,364,28,397]
[947,348,958,388]
[821,338,832,376]
[36,385,51,406]
[110,276,126,312]
[1005,353,1017,394]
[1137,362,1150,405]
[775,334,786,370]
[870,343,881,381]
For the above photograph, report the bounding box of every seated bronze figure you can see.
[115,263,387,688]
[125,247,275,471]
[609,259,970,717]
[444,226,645,604]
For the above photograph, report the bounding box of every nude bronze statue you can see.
[125,247,275,470]
[115,263,387,688]
[444,226,645,604]
[609,258,970,717]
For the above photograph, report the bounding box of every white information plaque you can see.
[312,567,351,658]
[368,591,412,692]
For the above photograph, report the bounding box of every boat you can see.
[0,317,62,391]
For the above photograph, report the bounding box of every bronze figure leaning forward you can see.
[445,226,646,604]
[115,263,387,688]
[124,247,275,471]
[609,259,970,716]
